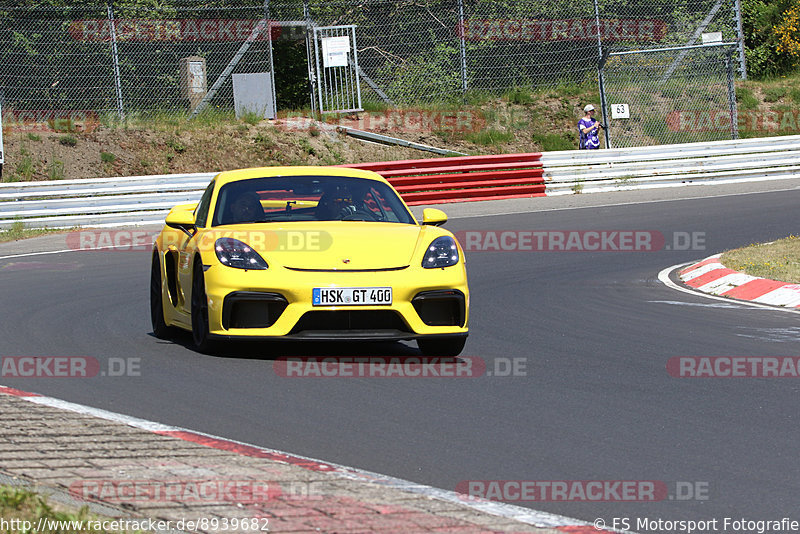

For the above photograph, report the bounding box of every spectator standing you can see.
[578,104,602,149]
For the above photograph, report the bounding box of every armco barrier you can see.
[541,135,800,194]
[1,135,800,229]
[339,153,545,205]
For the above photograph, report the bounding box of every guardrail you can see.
[1,135,799,229]
[541,135,800,194]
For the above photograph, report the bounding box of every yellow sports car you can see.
[150,166,469,355]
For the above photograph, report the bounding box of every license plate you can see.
[312,287,392,306]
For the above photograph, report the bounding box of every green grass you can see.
[762,86,788,102]
[0,222,61,242]
[240,110,263,126]
[26,133,41,141]
[58,134,78,147]
[0,485,147,533]
[47,159,65,180]
[100,151,116,163]
[254,131,276,149]
[14,150,35,181]
[465,129,514,146]
[298,138,317,156]
[721,235,800,283]
[164,137,185,154]
[532,132,575,151]
[736,87,759,110]
[361,100,391,112]
[503,87,534,105]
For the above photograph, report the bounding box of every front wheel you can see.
[150,252,174,339]
[417,336,467,357]
[191,260,216,353]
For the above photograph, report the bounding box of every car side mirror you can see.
[422,208,448,226]
[165,207,197,237]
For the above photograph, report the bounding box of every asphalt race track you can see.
[2,182,799,527]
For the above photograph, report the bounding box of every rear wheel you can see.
[150,252,173,339]
[417,336,467,357]
[191,260,216,353]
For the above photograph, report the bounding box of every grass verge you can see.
[720,235,800,283]
[0,485,148,533]
[0,221,61,243]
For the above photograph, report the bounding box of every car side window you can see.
[194,183,215,228]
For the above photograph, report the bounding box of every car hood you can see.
[207,222,433,270]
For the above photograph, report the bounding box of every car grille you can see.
[289,310,411,334]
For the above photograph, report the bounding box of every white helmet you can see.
[583,104,595,112]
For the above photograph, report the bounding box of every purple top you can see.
[578,117,600,149]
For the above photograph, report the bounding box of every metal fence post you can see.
[594,0,611,148]
[457,0,468,95]
[264,0,277,118]
[726,50,738,139]
[733,0,747,79]
[107,4,125,121]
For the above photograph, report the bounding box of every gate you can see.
[310,25,363,114]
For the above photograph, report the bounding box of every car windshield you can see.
[211,175,415,226]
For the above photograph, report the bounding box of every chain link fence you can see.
[0,0,745,145]
[602,44,738,148]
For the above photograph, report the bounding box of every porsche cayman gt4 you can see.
[150,166,469,355]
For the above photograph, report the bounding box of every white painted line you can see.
[0,243,151,261]
[1,386,591,530]
[658,262,800,315]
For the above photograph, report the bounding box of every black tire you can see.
[417,336,467,357]
[191,259,216,353]
[150,252,174,339]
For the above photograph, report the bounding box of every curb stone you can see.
[678,254,800,307]
[0,386,600,534]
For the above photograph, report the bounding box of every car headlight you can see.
[215,238,268,270]
[422,236,459,269]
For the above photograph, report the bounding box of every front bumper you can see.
[202,263,469,340]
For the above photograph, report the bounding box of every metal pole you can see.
[304,0,317,115]
[733,0,747,79]
[457,0,468,95]
[107,4,125,121]
[726,51,738,140]
[594,0,610,148]
[265,0,277,118]
[350,26,363,111]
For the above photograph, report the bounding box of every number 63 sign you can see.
[611,104,630,119]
